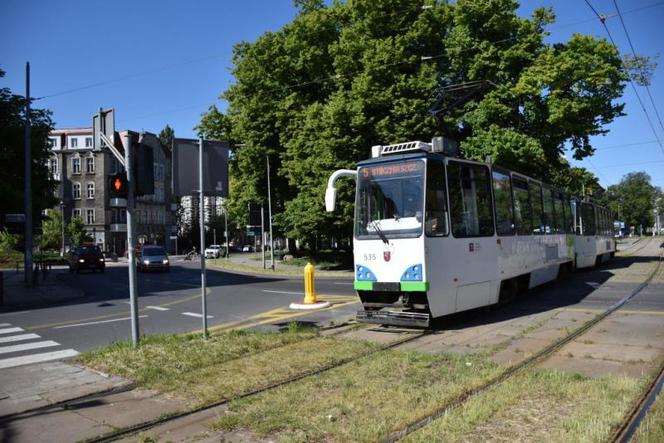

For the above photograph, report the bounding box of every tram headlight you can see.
[355,264,376,281]
[401,264,423,281]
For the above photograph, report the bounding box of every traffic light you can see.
[108,173,128,199]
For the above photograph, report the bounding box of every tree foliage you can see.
[40,209,64,250]
[67,216,92,246]
[158,124,175,150]
[0,68,57,221]
[604,172,657,230]
[199,0,626,246]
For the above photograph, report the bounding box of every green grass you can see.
[404,368,647,443]
[212,350,501,442]
[78,327,380,406]
[633,389,664,442]
[0,250,23,267]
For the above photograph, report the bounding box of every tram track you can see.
[381,247,664,443]
[617,236,649,257]
[81,326,429,443]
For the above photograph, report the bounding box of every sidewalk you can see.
[0,269,85,311]
[206,252,354,279]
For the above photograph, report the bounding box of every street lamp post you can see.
[60,201,65,256]
[266,155,274,270]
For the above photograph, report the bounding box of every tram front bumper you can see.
[356,310,430,328]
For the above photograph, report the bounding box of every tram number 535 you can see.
[363,253,376,261]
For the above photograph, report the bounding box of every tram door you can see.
[444,160,498,312]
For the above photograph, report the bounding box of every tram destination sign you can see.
[361,161,423,178]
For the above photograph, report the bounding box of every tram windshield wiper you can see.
[371,221,389,244]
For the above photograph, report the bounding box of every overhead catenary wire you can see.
[583,0,664,158]
[612,0,664,134]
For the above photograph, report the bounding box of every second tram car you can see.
[325,137,616,327]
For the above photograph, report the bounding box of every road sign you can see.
[172,138,229,197]
[93,108,115,151]
[169,235,178,240]
[5,214,25,223]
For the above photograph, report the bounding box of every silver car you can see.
[137,245,170,272]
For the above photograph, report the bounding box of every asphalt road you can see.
[0,261,358,355]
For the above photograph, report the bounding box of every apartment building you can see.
[48,128,176,255]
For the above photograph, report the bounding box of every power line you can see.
[613,0,664,133]
[593,159,664,169]
[596,139,659,150]
[584,0,664,158]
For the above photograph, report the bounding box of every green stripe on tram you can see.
[353,281,373,290]
[400,281,429,292]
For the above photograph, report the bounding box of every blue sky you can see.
[1,0,663,189]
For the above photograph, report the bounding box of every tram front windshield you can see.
[355,160,424,239]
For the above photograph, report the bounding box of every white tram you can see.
[325,137,616,327]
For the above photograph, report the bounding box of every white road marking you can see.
[182,312,214,319]
[54,315,148,329]
[0,323,10,327]
[146,306,170,311]
[0,327,24,335]
[0,333,41,344]
[0,340,60,355]
[0,349,80,369]
[261,290,303,295]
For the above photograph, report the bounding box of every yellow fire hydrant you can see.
[303,262,317,304]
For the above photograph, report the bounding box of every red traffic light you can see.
[108,173,128,198]
[113,177,123,191]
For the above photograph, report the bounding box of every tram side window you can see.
[566,197,574,233]
[580,203,596,235]
[492,168,515,236]
[530,181,544,234]
[598,208,605,235]
[552,191,565,233]
[448,161,494,238]
[512,177,532,235]
[425,159,449,236]
[542,187,555,234]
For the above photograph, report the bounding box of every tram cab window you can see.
[425,159,449,236]
[448,161,494,238]
[512,176,532,235]
[542,186,555,234]
[552,191,566,234]
[355,160,425,240]
[492,168,515,236]
[529,181,545,234]
[580,202,596,235]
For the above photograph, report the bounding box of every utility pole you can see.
[60,201,65,256]
[266,155,275,270]
[199,138,208,339]
[213,228,216,246]
[261,204,266,269]
[24,62,33,286]
[224,210,229,258]
[124,133,140,347]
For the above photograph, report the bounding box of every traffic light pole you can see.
[199,138,209,339]
[123,133,140,348]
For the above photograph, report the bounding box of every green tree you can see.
[158,124,174,151]
[0,229,19,252]
[200,0,626,246]
[604,172,657,230]
[0,68,57,220]
[40,209,65,250]
[67,216,92,246]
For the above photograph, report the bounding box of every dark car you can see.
[68,244,105,273]
[137,245,170,272]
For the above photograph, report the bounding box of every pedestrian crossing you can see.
[0,323,79,370]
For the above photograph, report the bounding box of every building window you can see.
[70,137,78,148]
[85,137,92,147]
[48,158,58,177]
[86,209,95,224]
[73,208,81,219]
[49,138,59,149]
[87,182,95,199]
[86,156,95,173]
[72,157,81,174]
[73,182,81,199]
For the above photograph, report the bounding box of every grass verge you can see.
[404,368,647,443]
[78,326,379,406]
[212,350,501,442]
[633,389,664,442]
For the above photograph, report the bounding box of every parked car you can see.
[136,245,170,272]
[242,245,255,252]
[204,244,223,259]
[68,244,105,273]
